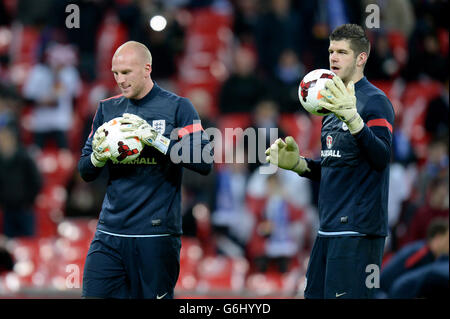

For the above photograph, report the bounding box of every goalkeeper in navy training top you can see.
[266,24,395,299]
[78,41,213,299]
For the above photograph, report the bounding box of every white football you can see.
[103,117,144,164]
[298,69,336,116]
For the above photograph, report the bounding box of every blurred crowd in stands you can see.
[0,0,448,298]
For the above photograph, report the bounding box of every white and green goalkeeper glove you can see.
[119,113,170,155]
[265,136,310,175]
[91,123,111,167]
[318,76,364,135]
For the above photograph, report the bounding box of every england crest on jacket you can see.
[152,120,166,134]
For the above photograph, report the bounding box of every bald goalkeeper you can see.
[78,41,213,298]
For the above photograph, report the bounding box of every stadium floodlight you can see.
[150,15,167,32]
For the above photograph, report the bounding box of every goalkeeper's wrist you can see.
[291,156,310,175]
[90,152,107,167]
[346,113,364,135]
[144,133,170,155]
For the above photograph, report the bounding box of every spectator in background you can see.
[407,0,448,74]
[22,43,81,151]
[404,177,449,247]
[254,0,303,77]
[50,0,106,82]
[415,138,449,207]
[267,49,305,113]
[218,45,266,113]
[211,148,254,257]
[231,0,260,46]
[299,0,363,70]
[362,0,415,39]
[65,169,107,219]
[425,76,449,141]
[0,235,14,274]
[0,84,22,133]
[0,125,42,238]
[249,172,304,273]
[365,32,400,81]
[405,30,448,82]
[15,0,54,27]
[245,99,285,173]
[386,160,415,251]
[182,88,217,212]
[379,218,449,298]
[419,32,448,82]
[389,255,449,298]
[0,0,11,26]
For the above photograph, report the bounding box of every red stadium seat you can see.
[176,237,203,292]
[387,31,408,67]
[400,81,443,160]
[218,113,252,131]
[279,113,322,159]
[176,7,233,116]
[195,255,249,293]
[245,271,284,296]
[246,268,302,297]
[437,28,449,56]
[180,237,203,274]
[9,25,40,65]
[34,148,76,186]
[96,11,129,89]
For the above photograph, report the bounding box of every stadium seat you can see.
[387,31,408,68]
[279,113,322,159]
[400,81,443,160]
[218,113,252,131]
[34,148,76,186]
[9,25,40,66]
[437,28,449,56]
[195,255,249,293]
[246,268,302,297]
[180,237,203,274]
[176,237,203,292]
[95,10,129,89]
[176,7,233,117]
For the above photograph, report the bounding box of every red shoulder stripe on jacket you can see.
[178,123,203,138]
[367,118,393,133]
[100,94,123,102]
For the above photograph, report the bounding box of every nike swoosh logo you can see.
[335,292,347,298]
[156,292,168,299]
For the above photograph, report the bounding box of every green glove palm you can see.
[91,123,111,167]
[318,76,364,135]
[265,136,310,175]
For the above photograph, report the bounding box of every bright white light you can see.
[150,15,167,32]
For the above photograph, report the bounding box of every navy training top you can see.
[78,82,213,236]
[301,76,395,237]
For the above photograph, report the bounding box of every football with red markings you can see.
[104,117,144,164]
[298,69,336,116]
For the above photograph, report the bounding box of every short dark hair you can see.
[330,24,371,58]
[427,218,449,241]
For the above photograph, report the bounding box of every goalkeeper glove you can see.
[318,76,364,135]
[265,136,310,175]
[90,123,111,167]
[119,113,170,154]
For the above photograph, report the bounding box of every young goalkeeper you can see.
[266,24,395,299]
